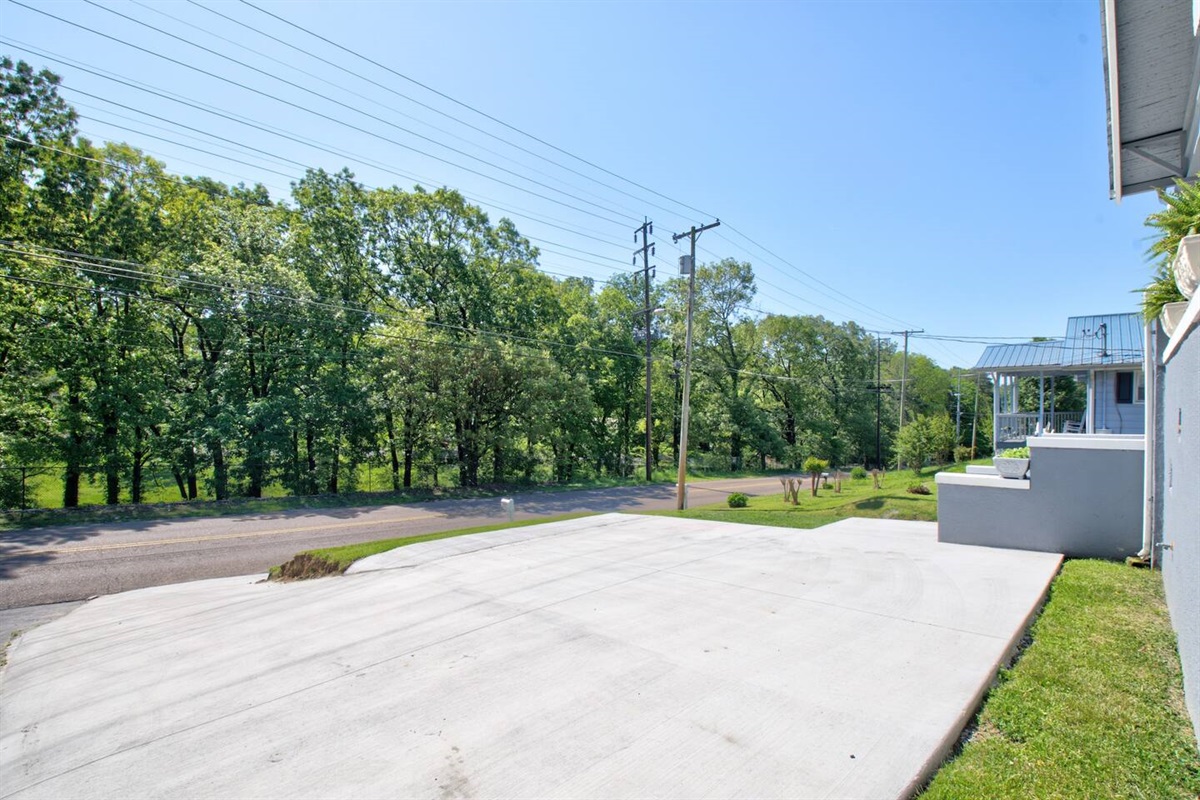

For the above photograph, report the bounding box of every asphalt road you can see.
[0,477,783,613]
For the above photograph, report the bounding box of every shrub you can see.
[802,457,829,497]
[997,446,1030,459]
[727,492,748,508]
[954,445,973,464]
[850,466,868,480]
[906,482,931,495]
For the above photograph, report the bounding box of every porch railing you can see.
[996,411,1085,442]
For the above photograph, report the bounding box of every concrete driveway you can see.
[0,514,1061,799]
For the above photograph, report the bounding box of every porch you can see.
[995,411,1086,444]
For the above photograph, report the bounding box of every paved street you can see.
[0,477,783,612]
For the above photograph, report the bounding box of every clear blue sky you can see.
[2,0,1164,367]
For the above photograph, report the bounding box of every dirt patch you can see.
[270,553,344,582]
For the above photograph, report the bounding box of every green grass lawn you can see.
[271,512,596,580]
[657,464,950,528]
[921,560,1200,799]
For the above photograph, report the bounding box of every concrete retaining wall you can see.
[936,435,1143,559]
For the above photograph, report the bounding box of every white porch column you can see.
[992,372,1000,452]
[1038,372,1045,433]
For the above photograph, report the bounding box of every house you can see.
[976,312,1148,448]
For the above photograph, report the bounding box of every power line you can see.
[5,129,644,276]
[184,0,685,223]
[237,0,716,222]
[2,242,846,387]
[0,242,650,363]
[6,3,642,226]
[78,0,642,224]
[129,0,650,223]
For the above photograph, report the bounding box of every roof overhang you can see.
[1102,0,1200,200]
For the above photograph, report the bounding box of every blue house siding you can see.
[1092,369,1146,436]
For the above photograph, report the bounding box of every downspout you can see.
[1141,321,1157,562]
[1086,370,1095,433]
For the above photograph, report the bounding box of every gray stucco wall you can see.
[1161,319,1200,743]
[937,443,1143,559]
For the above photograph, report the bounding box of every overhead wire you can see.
[6,124,643,276]
[4,4,956,356]
[236,0,716,222]
[2,242,855,386]
[1,44,658,271]
[4,3,641,227]
[130,0,649,222]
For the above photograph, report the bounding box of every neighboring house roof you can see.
[973,312,1145,371]
[975,341,1064,372]
[1061,312,1146,367]
[1101,0,1200,200]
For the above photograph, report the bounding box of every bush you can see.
[802,456,829,475]
[954,445,973,463]
[802,457,830,497]
[906,482,931,495]
[727,492,748,508]
[997,446,1030,459]
[850,466,868,480]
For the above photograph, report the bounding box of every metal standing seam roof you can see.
[974,340,1065,371]
[973,313,1145,371]
[1061,312,1146,366]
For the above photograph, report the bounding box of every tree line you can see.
[0,58,991,508]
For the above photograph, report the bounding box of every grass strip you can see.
[920,560,1200,800]
[649,464,946,528]
[270,512,596,580]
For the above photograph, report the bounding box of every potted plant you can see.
[1139,265,1187,327]
[1173,233,1200,299]
[1161,300,1190,336]
[993,446,1030,479]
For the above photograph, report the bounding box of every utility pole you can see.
[891,328,923,431]
[876,337,882,469]
[971,373,981,459]
[634,219,655,481]
[674,219,720,510]
[865,340,893,471]
[890,329,923,469]
[953,370,963,442]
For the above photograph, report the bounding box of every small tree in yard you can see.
[894,417,930,474]
[803,456,829,497]
[927,414,956,465]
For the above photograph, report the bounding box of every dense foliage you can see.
[0,59,985,508]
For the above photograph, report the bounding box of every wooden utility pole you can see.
[890,329,923,469]
[674,219,720,510]
[634,219,655,481]
[892,329,923,430]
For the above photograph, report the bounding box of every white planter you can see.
[993,457,1030,479]
[1161,301,1189,336]
[1173,235,1200,299]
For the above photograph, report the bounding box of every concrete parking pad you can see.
[0,514,1061,799]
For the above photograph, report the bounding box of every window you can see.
[1114,371,1144,404]
[1116,372,1132,404]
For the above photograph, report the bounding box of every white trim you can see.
[1030,434,1145,452]
[1164,293,1200,363]
[935,472,1029,490]
[1103,0,1123,201]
